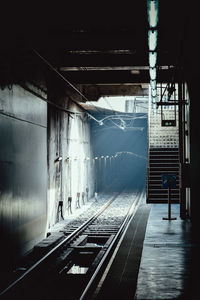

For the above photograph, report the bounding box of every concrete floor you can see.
[135,204,199,300]
[94,203,200,300]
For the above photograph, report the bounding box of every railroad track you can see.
[0,190,144,300]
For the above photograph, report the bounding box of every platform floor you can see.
[95,203,200,300]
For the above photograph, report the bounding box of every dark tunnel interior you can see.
[91,113,147,193]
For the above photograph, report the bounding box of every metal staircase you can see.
[147,148,180,203]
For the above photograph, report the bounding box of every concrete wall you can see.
[47,100,95,228]
[187,80,200,228]
[149,107,179,149]
[0,82,96,263]
[0,85,47,267]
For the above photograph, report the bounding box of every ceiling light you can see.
[147,0,159,28]
[150,80,157,90]
[148,30,158,51]
[151,89,157,97]
[149,52,157,68]
[149,67,156,80]
[151,95,157,103]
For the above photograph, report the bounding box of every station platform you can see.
[95,202,200,300]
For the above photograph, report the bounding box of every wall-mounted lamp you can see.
[55,156,62,162]
[130,70,140,75]
[95,157,98,160]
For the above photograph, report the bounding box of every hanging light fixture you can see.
[149,67,156,80]
[151,95,157,103]
[147,0,159,29]
[150,79,157,90]
[148,30,158,51]
[149,52,157,68]
[147,0,159,110]
[151,89,157,97]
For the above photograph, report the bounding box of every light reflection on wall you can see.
[47,107,95,228]
[65,114,94,215]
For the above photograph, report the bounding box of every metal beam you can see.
[59,69,175,84]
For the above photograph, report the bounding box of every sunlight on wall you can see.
[66,114,94,213]
[47,107,95,227]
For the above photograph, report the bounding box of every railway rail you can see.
[0,190,144,300]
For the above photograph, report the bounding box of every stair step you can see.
[148,175,180,178]
[149,159,179,166]
[147,147,180,203]
[149,162,179,165]
[150,151,179,153]
[148,193,179,196]
[150,155,179,157]
[148,195,179,199]
[148,176,180,181]
[148,194,179,197]
[148,184,180,187]
[148,186,179,188]
[150,148,179,151]
[148,188,179,191]
[149,154,179,157]
[147,199,180,204]
[150,154,179,156]
[150,148,179,150]
[150,166,179,169]
[149,180,179,182]
[148,197,180,200]
[150,170,179,173]
[149,161,179,163]
[149,172,179,176]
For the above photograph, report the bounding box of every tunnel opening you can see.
[87,96,148,193]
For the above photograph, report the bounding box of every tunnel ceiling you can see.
[0,1,197,100]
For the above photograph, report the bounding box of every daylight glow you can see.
[87,96,135,113]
